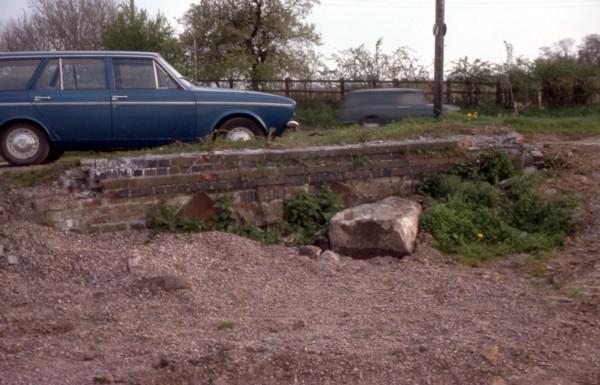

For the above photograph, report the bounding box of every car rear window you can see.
[0,59,40,91]
[62,58,106,90]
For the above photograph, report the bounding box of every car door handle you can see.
[33,96,52,102]
[112,95,128,101]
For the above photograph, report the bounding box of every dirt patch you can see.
[1,142,599,385]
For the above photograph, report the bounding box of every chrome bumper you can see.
[287,120,300,129]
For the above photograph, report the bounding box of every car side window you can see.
[113,58,156,89]
[34,59,61,90]
[0,59,41,91]
[156,63,179,89]
[62,58,106,90]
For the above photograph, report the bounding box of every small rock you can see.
[297,245,322,259]
[126,254,142,273]
[213,377,228,385]
[154,356,171,369]
[291,320,306,330]
[320,250,341,262]
[491,377,507,385]
[93,374,113,384]
[480,344,501,365]
[0,244,4,256]
[161,276,190,291]
[531,150,544,159]
[7,255,19,265]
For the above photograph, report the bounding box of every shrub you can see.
[420,151,575,265]
[284,186,344,244]
[147,188,343,246]
[147,205,207,233]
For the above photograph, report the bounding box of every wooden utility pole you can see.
[433,0,446,118]
[130,0,135,9]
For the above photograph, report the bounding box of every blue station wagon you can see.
[0,51,297,166]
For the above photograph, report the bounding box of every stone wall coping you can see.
[79,133,523,172]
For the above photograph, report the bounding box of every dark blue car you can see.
[0,51,297,166]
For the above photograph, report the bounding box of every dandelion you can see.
[477,232,484,240]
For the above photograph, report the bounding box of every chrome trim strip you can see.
[0,103,32,107]
[59,58,64,91]
[196,101,293,107]
[113,101,196,106]
[32,102,112,106]
[153,61,159,89]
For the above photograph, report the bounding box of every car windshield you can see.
[159,58,193,88]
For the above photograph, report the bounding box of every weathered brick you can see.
[344,170,372,180]
[157,168,168,176]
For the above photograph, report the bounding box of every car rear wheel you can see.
[215,117,264,142]
[0,123,50,166]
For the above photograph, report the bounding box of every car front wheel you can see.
[215,117,265,142]
[0,123,50,166]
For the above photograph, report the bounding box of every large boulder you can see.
[329,196,421,258]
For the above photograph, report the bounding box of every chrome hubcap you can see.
[6,128,39,160]
[226,127,255,142]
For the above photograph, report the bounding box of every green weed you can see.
[420,152,575,266]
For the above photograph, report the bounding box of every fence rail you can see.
[196,78,600,107]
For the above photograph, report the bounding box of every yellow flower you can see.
[467,113,473,118]
[477,232,484,240]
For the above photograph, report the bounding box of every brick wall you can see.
[37,133,539,233]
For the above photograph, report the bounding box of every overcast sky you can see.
[1,0,599,70]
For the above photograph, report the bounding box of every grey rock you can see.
[7,255,19,265]
[531,149,544,159]
[320,250,341,262]
[329,196,421,258]
[297,245,322,259]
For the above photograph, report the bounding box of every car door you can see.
[110,57,196,142]
[29,57,111,141]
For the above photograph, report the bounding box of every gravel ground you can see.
[0,141,599,385]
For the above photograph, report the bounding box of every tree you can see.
[540,38,577,60]
[448,56,495,107]
[102,3,184,68]
[181,0,321,88]
[0,0,117,51]
[578,34,600,66]
[332,38,428,84]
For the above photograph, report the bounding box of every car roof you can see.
[349,88,423,95]
[0,51,161,59]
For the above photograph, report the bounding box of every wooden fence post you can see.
[285,77,291,98]
[445,79,452,103]
[495,80,503,107]
[229,78,234,89]
[340,78,346,98]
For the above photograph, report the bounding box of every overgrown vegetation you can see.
[420,151,576,266]
[147,187,343,246]
[0,161,78,189]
